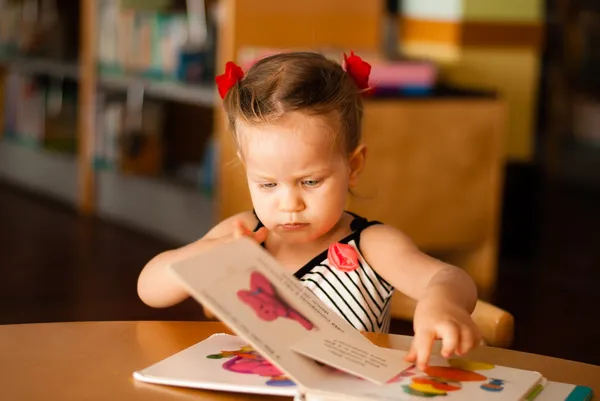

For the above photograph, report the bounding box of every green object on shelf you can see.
[99,65,183,84]
[121,0,174,11]
[93,157,116,171]
[4,131,41,149]
[3,131,77,156]
[44,138,78,155]
[0,46,19,57]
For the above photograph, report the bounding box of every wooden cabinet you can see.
[353,98,505,298]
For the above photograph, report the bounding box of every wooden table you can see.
[1,321,598,400]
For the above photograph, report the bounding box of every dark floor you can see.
[1,176,599,366]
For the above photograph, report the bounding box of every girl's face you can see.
[237,112,364,244]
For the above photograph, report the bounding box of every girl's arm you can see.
[137,211,259,308]
[360,224,479,369]
[360,224,477,311]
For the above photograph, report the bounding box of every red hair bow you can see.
[343,51,372,94]
[216,61,245,99]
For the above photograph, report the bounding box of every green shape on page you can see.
[401,385,439,397]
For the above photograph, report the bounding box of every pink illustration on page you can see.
[237,271,314,330]
[207,345,295,387]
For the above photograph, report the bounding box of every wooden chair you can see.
[202,291,514,348]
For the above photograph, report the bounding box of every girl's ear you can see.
[348,144,367,187]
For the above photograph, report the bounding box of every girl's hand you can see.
[404,299,482,371]
[233,220,268,244]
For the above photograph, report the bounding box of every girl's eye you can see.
[302,179,321,187]
[259,182,277,189]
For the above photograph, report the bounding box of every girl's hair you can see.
[222,52,364,154]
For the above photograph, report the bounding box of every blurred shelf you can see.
[100,72,216,107]
[0,139,78,204]
[96,170,215,244]
[0,55,216,107]
[0,55,79,79]
[0,53,217,242]
[0,137,215,242]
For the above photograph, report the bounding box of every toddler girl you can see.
[137,51,481,370]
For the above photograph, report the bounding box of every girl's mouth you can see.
[280,223,309,230]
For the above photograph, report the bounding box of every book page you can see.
[133,334,298,397]
[292,330,411,384]
[304,355,544,401]
[168,238,409,388]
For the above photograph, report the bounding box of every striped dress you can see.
[254,212,395,333]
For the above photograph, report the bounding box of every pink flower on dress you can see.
[328,243,360,272]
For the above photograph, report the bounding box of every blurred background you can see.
[0,0,599,366]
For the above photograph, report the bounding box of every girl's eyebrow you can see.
[297,170,329,178]
[248,169,330,181]
[247,173,275,180]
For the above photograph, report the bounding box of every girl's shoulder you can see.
[358,222,418,259]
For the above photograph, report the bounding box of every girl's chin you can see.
[272,230,319,243]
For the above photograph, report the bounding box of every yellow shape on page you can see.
[448,359,495,371]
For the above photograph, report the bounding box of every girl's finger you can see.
[458,325,479,355]
[233,221,250,238]
[438,322,460,358]
[412,329,436,371]
[254,227,268,243]
[404,342,417,363]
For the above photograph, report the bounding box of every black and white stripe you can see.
[298,239,394,333]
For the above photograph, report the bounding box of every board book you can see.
[133,237,593,400]
[533,381,593,401]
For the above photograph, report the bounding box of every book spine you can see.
[565,386,594,401]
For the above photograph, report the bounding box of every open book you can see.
[135,332,550,400]
[133,238,590,400]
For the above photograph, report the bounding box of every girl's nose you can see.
[278,190,305,212]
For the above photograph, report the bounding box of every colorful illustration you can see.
[402,358,505,398]
[237,271,314,330]
[387,364,419,383]
[207,345,295,387]
[481,378,505,392]
[448,359,495,371]
[423,366,487,382]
